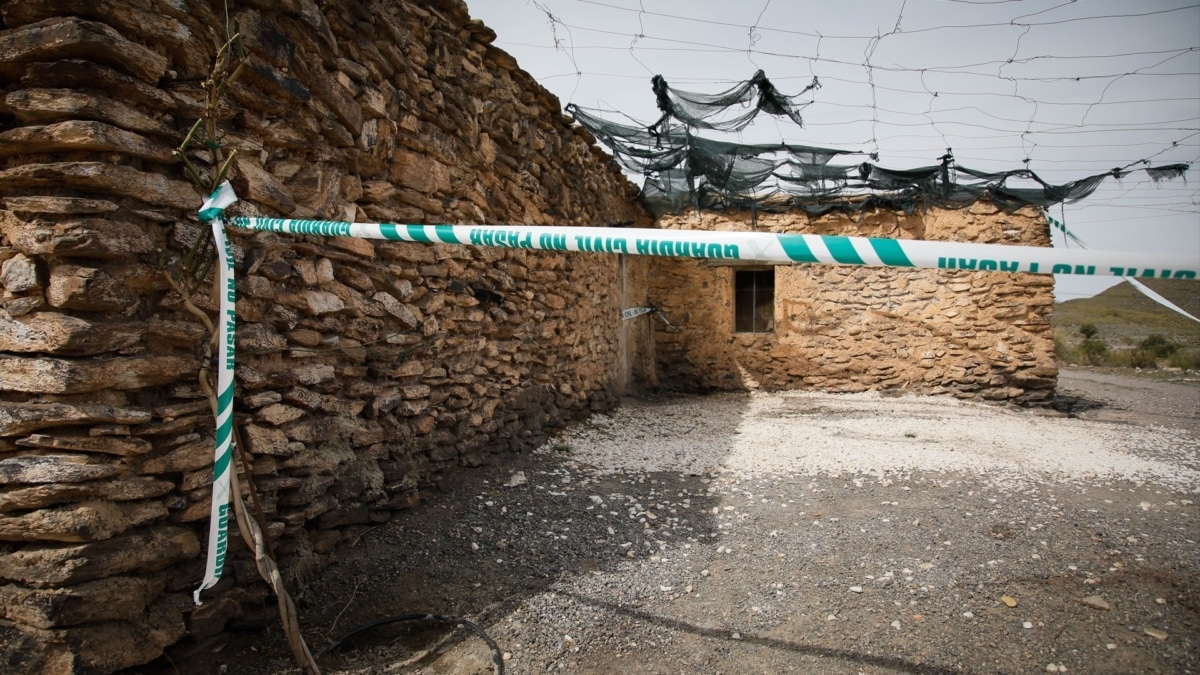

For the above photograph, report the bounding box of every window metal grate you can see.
[734,269,775,333]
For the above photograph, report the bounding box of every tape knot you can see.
[198,180,239,223]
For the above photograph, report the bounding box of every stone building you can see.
[649,207,1056,404]
[0,0,1053,672]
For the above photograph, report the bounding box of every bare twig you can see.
[232,420,276,558]
[230,469,322,674]
[324,578,363,640]
[351,526,379,547]
[160,270,215,334]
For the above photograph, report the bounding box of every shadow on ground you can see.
[132,378,1200,674]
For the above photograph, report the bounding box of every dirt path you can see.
[143,368,1199,675]
[1056,368,1200,433]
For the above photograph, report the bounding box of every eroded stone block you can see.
[0,120,174,162]
[0,311,143,355]
[15,433,152,456]
[0,17,168,83]
[0,455,119,485]
[4,89,173,136]
[0,500,167,543]
[0,526,200,587]
[0,478,174,512]
[0,253,39,292]
[0,403,151,437]
[0,355,198,394]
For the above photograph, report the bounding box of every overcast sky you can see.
[467,0,1200,300]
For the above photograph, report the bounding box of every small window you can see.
[734,269,774,333]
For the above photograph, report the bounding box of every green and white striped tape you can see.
[228,217,1199,279]
[193,198,1196,603]
[1046,213,1088,249]
[1044,213,1199,323]
[195,182,238,605]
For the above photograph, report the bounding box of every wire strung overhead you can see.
[477,0,1200,233]
[568,70,1192,218]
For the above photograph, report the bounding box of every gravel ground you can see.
[149,367,1199,675]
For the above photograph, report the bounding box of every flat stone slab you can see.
[0,402,151,436]
[0,455,119,485]
[0,525,199,587]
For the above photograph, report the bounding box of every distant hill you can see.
[1053,279,1200,348]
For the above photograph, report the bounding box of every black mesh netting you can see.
[1146,163,1190,183]
[568,72,1191,218]
[650,70,819,134]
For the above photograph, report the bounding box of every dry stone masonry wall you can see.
[651,205,1058,403]
[0,0,650,671]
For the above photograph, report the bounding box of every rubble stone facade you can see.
[650,206,1057,404]
[0,1,650,671]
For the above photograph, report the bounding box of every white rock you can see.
[849,586,863,593]
[891,620,901,630]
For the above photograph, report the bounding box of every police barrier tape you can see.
[621,307,657,320]
[1046,213,1198,323]
[228,217,1199,280]
[621,307,671,325]
[195,182,238,604]
[194,190,1197,602]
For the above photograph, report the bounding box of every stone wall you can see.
[0,0,651,671]
[650,205,1057,403]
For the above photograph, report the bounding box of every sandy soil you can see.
[138,366,1199,675]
